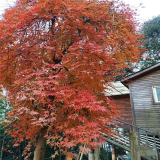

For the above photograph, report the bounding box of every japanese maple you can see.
[0,0,142,159]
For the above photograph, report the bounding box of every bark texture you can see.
[94,148,100,160]
[33,128,47,160]
[112,144,116,160]
[89,149,95,160]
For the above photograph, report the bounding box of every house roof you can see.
[122,62,160,84]
[104,81,129,97]
[104,63,160,97]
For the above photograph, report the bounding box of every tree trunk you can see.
[77,145,86,160]
[94,148,100,160]
[0,134,6,160]
[33,128,47,160]
[89,149,95,160]
[112,145,116,160]
[0,136,4,160]
[19,145,21,160]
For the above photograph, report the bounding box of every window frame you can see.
[152,86,160,103]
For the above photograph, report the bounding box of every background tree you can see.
[0,97,9,160]
[0,0,142,159]
[140,15,160,69]
[0,97,15,160]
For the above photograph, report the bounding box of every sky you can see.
[0,0,160,24]
[123,0,160,24]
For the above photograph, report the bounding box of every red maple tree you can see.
[0,0,142,159]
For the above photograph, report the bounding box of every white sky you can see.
[123,0,160,24]
[0,0,160,24]
[0,0,15,19]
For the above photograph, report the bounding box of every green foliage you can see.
[99,143,126,160]
[100,145,112,160]
[0,97,13,160]
[115,146,126,157]
[0,98,9,121]
[140,15,160,69]
[115,68,134,81]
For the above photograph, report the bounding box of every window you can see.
[152,86,160,103]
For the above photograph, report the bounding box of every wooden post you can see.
[129,132,141,160]
[112,144,116,160]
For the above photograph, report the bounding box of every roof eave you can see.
[121,63,160,85]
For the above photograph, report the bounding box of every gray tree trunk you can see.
[0,137,4,160]
[89,149,95,160]
[33,128,47,160]
[94,148,100,160]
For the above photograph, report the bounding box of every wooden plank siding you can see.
[127,69,160,135]
[113,96,133,130]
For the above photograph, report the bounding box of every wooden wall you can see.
[127,70,160,135]
[112,95,133,130]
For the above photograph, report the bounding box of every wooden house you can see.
[122,63,160,136]
[104,82,133,127]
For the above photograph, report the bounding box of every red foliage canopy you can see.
[0,0,142,157]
